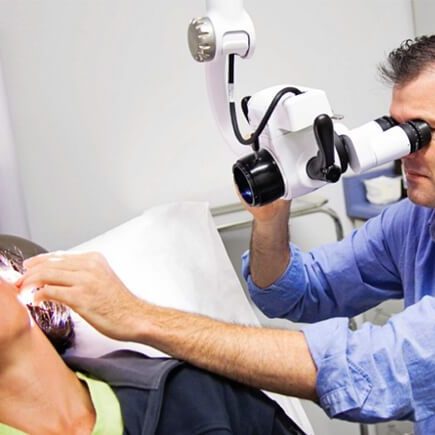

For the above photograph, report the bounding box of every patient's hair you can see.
[0,248,75,355]
[379,35,435,86]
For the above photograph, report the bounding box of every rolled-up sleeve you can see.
[242,244,308,318]
[302,296,435,423]
[242,201,407,322]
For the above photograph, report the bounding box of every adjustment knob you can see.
[324,165,341,183]
[306,114,342,183]
[188,17,216,62]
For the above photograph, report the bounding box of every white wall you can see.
[0,0,414,251]
[413,0,435,35]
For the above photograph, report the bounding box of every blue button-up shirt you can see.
[242,199,435,435]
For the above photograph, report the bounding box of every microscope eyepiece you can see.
[375,116,431,152]
[374,116,397,131]
[400,120,432,152]
[233,149,285,206]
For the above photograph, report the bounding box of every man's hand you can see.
[237,190,291,224]
[17,252,146,341]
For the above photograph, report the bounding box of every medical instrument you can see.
[188,0,432,206]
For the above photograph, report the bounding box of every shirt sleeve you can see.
[302,295,435,423]
[242,201,407,322]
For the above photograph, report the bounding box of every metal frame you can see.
[211,197,344,241]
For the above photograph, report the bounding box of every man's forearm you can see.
[20,251,317,400]
[250,209,291,288]
[132,301,317,401]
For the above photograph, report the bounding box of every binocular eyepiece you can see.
[233,116,432,207]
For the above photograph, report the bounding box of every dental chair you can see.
[0,234,46,258]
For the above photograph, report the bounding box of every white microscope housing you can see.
[232,85,431,205]
[236,86,335,202]
[189,0,432,206]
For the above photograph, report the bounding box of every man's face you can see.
[390,68,435,207]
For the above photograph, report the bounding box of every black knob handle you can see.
[314,114,335,167]
[306,114,342,183]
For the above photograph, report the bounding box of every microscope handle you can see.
[314,114,335,166]
[306,114,341,183]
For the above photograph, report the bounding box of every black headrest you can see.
[0,235,47,260]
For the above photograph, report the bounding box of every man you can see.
[18,36,435,434]
[0,246,305,434]
[242,35,435,429]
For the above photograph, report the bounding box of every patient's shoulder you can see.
[64,350,183,389]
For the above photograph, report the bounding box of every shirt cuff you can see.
[303,318,372,420]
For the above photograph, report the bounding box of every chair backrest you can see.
[342,167,397,220]
[0,234,47,259]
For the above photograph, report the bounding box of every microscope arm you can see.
[188,0,255,155]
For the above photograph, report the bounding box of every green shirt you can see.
[0,372,123,435]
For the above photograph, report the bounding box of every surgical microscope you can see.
[188,0,432,206]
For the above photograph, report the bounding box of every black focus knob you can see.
[323,165,342,183]
[306,114,342,183]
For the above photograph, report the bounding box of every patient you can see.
[0,245,305,435]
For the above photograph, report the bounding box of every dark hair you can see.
[0,248,75,355]
[27,302,75,355]
[379,35,435,86]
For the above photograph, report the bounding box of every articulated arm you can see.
[188,0,255,155]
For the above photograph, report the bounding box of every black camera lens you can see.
[232,149,285,207]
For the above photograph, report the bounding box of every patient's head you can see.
[26,302,75,354]
[0,248,75,354]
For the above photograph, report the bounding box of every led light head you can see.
[188,17,216,62]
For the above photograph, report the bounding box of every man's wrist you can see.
[252,217,290,250]
[127,301,176,351]
[250,209,291,288]
[118,298,155,343]
[254,208,290,227]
